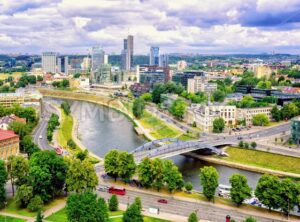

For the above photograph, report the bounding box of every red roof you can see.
[0,129,19,141]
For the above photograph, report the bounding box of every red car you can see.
[108,187,126,195]
[158,199,168,204]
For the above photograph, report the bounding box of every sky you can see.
[1,0,300,55]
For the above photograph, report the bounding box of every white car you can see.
[39,135,43,139]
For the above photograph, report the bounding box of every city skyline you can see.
[1,0,300,54]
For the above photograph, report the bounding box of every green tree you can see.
[281,103,299,120]
[104,150,119,181]
[109,194,119,211]
[252,114,269,126]
[123,202,143,222]
[9,121,30,140]
[67,139,77,150]
[151,158,165,191]
[243,217,256,222]
[152,84,166,103]
[76,150,88,161]
[134,197,142,211]
[255,174,281,210]
[200,166,219,201]
[37,76,43,81]
[133,98,145,119]
[188,212,198,222]
[271,106,281,122]
[212,90,226,102]
[61,101,71,115]
[27,195,43,212]
[137,157,153,188]
[169,99,187,120]
[257,80,271,89]
[185,182,193,193]
[238,141,244,148]
[250,142,257,149]
[213,118,225,133]
[0,160,8,209]
[278,178,299,215]
[140,93,152,102]
[66,158,98,193]
[229,174,251,206]
[117,151,136,183]
[244,142,249,149]
[163,160,184,193]
[16,184,33,207]
[35,210,44,222]
[21,135,40,157]
[97,197,109,222]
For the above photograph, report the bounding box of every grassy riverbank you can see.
[57,110,73,148]
[220,147,300,174]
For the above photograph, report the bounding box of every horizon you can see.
[1,0,300,54]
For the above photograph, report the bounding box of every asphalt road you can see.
[33,102,57,150]
[97,189,289,222]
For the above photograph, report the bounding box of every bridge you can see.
[131,138,230,163]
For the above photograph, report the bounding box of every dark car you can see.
[158,199,168,204]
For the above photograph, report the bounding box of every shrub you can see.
[27,195,43,212]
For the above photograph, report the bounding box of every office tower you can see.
[42,52,57,73]
[57,56,68,74]
[159,54,168,67]
[94,64,112,84]
[81,57,91,70]
[91,46,105,80]
[121,35,134,70]
[150,46,159,66]
[104,54,108,64]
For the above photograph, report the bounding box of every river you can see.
[46,98,262,190]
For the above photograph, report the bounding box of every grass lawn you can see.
[221,147,300,174]
[46,208,67,222]
[3,196,66,218]
[58,110,73,148]
[177,133,197,141]
[140,111,181,139]
[0,215,25,222]
[0,72,23,80]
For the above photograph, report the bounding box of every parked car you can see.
[97,185,109,192]
[108,187,126,195]
[158,199,168,204]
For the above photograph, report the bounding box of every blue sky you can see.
[1,0,300,54]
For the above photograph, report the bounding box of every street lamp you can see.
[127,196,130,207]
[4,201,7,222]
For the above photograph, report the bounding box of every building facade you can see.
[91,46,105,80]
[93,64,112,84]
[121,35,134,70]
[159,54,169,68]
[57,56,68,74]
[42,52,57,73]
[150,46,160,66]
[291,117,300,145]
[0,129,20,160]
[237,106,273,126]
[172,71,205,88]
[0,93,25,108]
[187,76,217,94]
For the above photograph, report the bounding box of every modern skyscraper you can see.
[42,52,57,73]
[91,46,105,80]
[159,54,168,67]
[150,46,159,66]
[57,56,68,74]
[121,35,134,70]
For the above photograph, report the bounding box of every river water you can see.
[46,98,262,190]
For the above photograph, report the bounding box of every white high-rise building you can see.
[42,52,57,73]
[121,35,134,70]
[104,54,108,64]
[150,46,159,66]
[81,57,91,70]
[159,54,168,67]
[91,46,105,80]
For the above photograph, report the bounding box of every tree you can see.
[29,151,67,202]
[66,158,98,193]
[200,166,219,201]
[140,93,152,102]
[185,182,193,193]
[67,139,76,149]
[76,150,88,161]
[117,151,136,183]
[9,121,30,140]
[252,114,269,126]
[281,102,299,120]
[37,76,43,81]
[123,202,143,222]
[238,141,244,148]
[0,160,8,209]
[21,135,40,157]
[133,98,145,119]
[163,160,184,193]
[250,142,257,149]
[213,118,225,133]
[169,99,187,120]
[271,106,281,122]
[278,178,299,215]
[16,184,33,207]
[67,192,108,222]
[151,158,165,191]
[244,142,249,149]
[27,195,43,212]
[188,212,198,222]
[243,217,256,222]
[134,197,142,211]
[137,157,153,188]
[109,194,119,211]
[255,174,281,210]
[73,73,81,78]
[152,84,166,103]
[212,90,226,102]
[104,150,119,181]
[35,210,44,222]
[61,102,71,115]
[229,174,251,206]
[257,80,271,89]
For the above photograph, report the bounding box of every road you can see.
[96,188,293,222]
[32,102,57,150]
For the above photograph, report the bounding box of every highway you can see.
[32,102,57,150]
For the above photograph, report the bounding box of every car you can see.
[97,186,109,192]
[158,199,168,204]
[39,135,43,139]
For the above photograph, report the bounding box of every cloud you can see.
[0,0,300,54]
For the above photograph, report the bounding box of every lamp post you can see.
[4,201,7,222]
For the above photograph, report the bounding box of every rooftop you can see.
[0,129,19,141]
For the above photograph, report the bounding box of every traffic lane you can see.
[96,190,281,222]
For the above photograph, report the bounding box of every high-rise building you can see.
[159,54,168,67]
[57,56,68,74]
[81,57,91,70]
[91,46,105,80]
[150,46,159,66]
[94,64,112,84]
[104,54,108,64]
[121,35,134,70]
[42,52,57,73]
